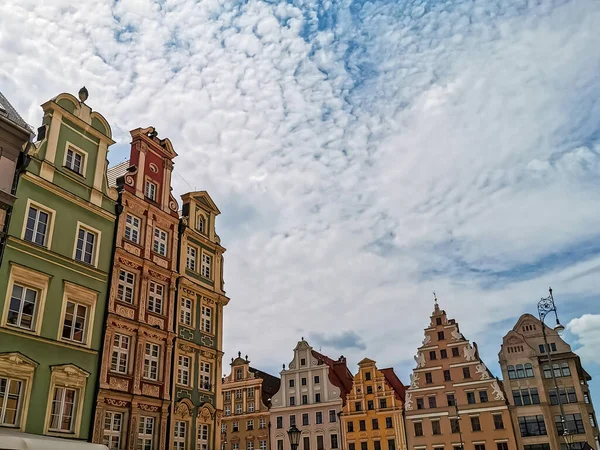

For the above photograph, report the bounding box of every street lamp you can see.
[454,403,464,450]
[538,287,571,449]
[287,425,301,450]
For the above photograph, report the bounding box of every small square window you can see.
[437,331,445,340]
[452,347,460,357]
[463,367,471,379]
[300,358,306,366]
[440,349,447,358]
[429,351,437,360]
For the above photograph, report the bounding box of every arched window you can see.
[553,363,561,378]
[561,362,571,377]
[507,365,516,379]
[197,216,205,233]
[516,364,525,379]
[543,365,552,379]
[525,363,534,378]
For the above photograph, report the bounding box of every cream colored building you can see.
[270,339,353,450]
[499,314,599,450]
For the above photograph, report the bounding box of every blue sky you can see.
[2,0,600,396]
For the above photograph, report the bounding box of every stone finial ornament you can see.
[78,86,89,103]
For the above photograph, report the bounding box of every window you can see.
[145,180,157,201]
[302,394,308,405]
[117,270,135,304]
[248,387,255,398]
[525,363,534,377]
[234,444,240,450]
[365,372,372,380]
[497,444,509,450]
[452,347,460,357]
[450,419,460,433]
[198,424,210,450]
[349,444,356,450]
[174,421,187,450]
[425,372,432,384]
[247,419,254,430]
[518,415,547,437]
[75,226,97,265]
[475,445,485,450]
[301,358,306,366]
[180,298,192,326]
[585,392,591,404]
[523,445,550,450]
[103,411,123,449]
[440,349,447,358]
[138,416,154,450]
[289,397,295,406]
[233,421,239,431]
[247,442,254,450]
[436,317,442,325]
[367,385,373,394]
[316,412,323,424]
[372,419,379,430]
[303,413,309,426]
[463,367,471,379]
[289,379,295,387]
[221,423,227,434]
[368,400,374,410]
[278,441,284,450]
[429,351,437,360]
[7,283,38,330]
[467,392,476,404]
[428,396,437,408]
[236,369,243,381]
[447,394,455,406]
[414,422,423,436]
[199,361,211,390]
[470,416,481,432]
[61,300,88,343]
[153,228,168,256]
[387,440,395,450]
[316,437,323,450]
[178,355,191,386]
[374,442,381,450]
[65,147,84,174]
[380,398,387,409]
[355,401,362,411]
[543,364,552,378]
[437,331,445,340]
[416,398,424,410]
[444,370,451,381]
[225,405,231,416]
[314,375,320,384]
[330,434,338,449]
[590,413,597,428]
[201,306,212,333]
[236,389,243,399]
[359,420,366,431]
[301,377,307,386]
[124,214,141,243]
[290,415,296,427]
[347,421,354,432]
[276,416,283,429]
[0,377,22,426]
[197,215,205,233]
[561,362,571,376]
[549,387,578,405]
[361,443,367,450]
[494,414,505,430]
[431,420,441,435]
[201,253,212,278]
[111,334,130,374]
[259,418,266,429]
[556,414,585,434]
[539,344,545,353]
[507,365,516,379]
[187,246,197,271]
[315,393,321,403]
[143,343,160,381]
[329,409,336,423]
[479,390,488,403]
[49,386,77,432]
[550,343,557,351]
[25,206,50,246]
[303,437,310,450]
[385,417,393,429]
[516,364,525,378]
[147,282,164,315]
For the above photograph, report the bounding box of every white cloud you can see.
[567,315,600,364]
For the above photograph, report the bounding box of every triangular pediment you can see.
[358,357,376,366]
[0,351,39,368]
[192,191,221,215]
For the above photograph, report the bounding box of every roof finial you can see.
[245,354,248,361]
[238,351,241,358]
[301,336,304,341]
[433,291,440,312]
[433,291,437,303]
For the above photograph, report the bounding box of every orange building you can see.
[405,299,518,450]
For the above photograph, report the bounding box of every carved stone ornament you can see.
[450,326,463,341]
[491,381,505,401]
[179,343,194,353]
[116,305,135,320]
[106,398,129,407]
[141,384,160,397]
[118,257,141,270]
[148,269,170,282]
[405,392,413,411]
[414,352,426,368]
[139,403,160,412]
[147,315,164,328]
[476,363,491,380]
[152,255,169,268]
[409,372,420,389]
[123,242,141,257]
[463,344,477,361]
[175,401,191,418]
[422,334,431,346]
[109,377,129,392]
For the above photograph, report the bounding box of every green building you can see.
[0,89,117,440]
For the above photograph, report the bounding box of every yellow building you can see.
[341,358,407,450]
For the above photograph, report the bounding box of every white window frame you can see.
[57,282,97,348]
[259,418,266,429]
[124,214,141,244]
[147,282,164,315]
[201,305,212,334]
[0,376,23,427]
[63,142,88,176]
[201,252,212,279]
[178,355,191,386]
[138,416,155,450]
[22,201,55,247]
[111,333,130,374]
[48,386,77,432]
[260,441,267,450]
[236,403,242,414]
[198,423,210,450]
[117,270,135,304]
[248,441,254,450]
[153,227,168,257]
[199,361,211,390]
[180,297,192,326]
[186,246,197,271]
[145,180,157,201]
[248,402,255,413]
[174,420,187,450]
[103,410,124,449]
[73,222,101,267]
[247,419,254,430]
[233,443,239,450]
[143,343,160,381]
[225,405,231,416]
[6,283,39,332]
[196,214,205,233]
[60,300,89,345]
[225,391,231,401]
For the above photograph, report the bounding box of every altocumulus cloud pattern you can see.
[1,0,600,390]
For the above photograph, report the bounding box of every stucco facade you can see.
[405,300,518,450]
[0,89,117,439]
[499,314,599,450]
[270,339,353,450]
[93,127,180,449]
[221,354,280,450]
[341,358,407,450]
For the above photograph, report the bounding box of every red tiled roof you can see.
[311,350,354,404]
[380,368,406,402]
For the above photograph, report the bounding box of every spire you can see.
[433,291,440,313]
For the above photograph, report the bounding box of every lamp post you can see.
[454,403,464,450]
[287,425,301,450]
[538,287,571,450]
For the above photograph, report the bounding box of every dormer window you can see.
[65,147,85,175]
[145,180,157,201]
[236,369,243,381]
[197,215,205,233]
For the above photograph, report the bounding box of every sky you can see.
[2,0,600,397]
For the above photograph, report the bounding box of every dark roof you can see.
[107,160,130,187]
[249,367,280,407]
[380,368,406,402]
[0,91,32,134]
[311,350,354,403]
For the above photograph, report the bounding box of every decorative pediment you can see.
[175,398,194,419]
[198,402,216,423]
[50,364,90,389]
[0,352,38,378]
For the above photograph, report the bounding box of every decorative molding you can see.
[139,403,160,412]
[105,398,129,407]
[141,383,160,397]
[116,305,135,320]
[147,315,164,328]
[123,242,141,257]
[148,269,170,282]
[109,377,129,392]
